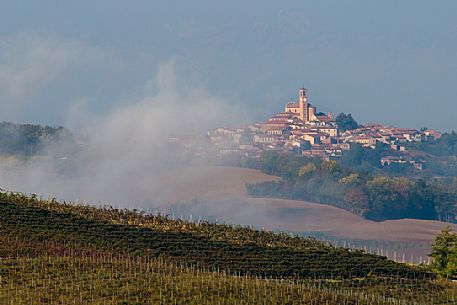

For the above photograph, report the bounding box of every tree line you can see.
[0,121,74,156]
[245,151,457,222]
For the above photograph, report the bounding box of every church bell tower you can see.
[298,87,308,122]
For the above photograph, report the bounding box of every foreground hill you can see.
[0,191,421,279]
[3,254,452,305]
[2,255,390,305]
[2,191,455,304]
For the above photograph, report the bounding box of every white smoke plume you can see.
[0,60,247,210]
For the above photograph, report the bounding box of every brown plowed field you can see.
[156,166,456,245]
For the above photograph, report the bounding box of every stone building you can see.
[284,87,317,122]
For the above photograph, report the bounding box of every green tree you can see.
[339,173,361,185]
[320,160,339,173]
[259,151,279,175]
[335,113,359,132]
[298,163,316,177]
[430,227,457,279]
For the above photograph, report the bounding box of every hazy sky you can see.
[1,0,457,131]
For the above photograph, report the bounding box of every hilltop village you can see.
[207,87,442,169]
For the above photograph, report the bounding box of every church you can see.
[285,87,317,122]
[260,86,335,134]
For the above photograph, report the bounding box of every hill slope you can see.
[0,191,423,279]
[1,191,455,304]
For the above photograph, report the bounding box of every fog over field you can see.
[0,61,246,207]
[0,57,454,253]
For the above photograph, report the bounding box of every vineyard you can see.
[2,254,456,305]
[0,191,456,304]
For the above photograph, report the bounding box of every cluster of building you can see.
[207,87,441,169]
